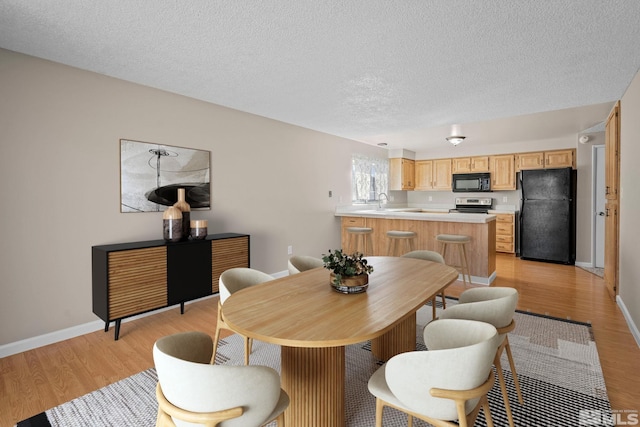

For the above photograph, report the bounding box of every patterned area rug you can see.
[17,299,611,426]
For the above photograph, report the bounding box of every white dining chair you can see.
[212,268,274,365]
[402,250,448,319]
[438,286,521,427]
[368,318,499,427]
[287,255,323,275]
[154,331,289,427]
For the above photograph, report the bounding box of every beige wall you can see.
[619,69,640,336]
[0,49,386,346]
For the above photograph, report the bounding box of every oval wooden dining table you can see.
[222,256,458,427]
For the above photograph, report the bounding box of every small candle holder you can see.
[190,220,208,240]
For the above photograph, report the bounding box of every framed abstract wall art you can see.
[120,139,211,213]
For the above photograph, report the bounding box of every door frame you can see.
[592,145,606,268]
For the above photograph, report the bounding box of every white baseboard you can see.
[575,261,594,268]
[0,296,216,359]
[0,319,105,359]
[617,295,640,348]
[272,269,289,278]
[467,271,496,286]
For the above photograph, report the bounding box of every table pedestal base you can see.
[281,346,346,427]
[370,313,417,361]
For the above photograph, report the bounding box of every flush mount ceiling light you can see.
[446,136,466,146]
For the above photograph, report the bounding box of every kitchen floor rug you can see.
[17,298,611,426]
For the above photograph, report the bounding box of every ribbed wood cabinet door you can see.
[108,246,167,320]
[211,236,250,293]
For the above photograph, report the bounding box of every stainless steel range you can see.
[449,197,493,214]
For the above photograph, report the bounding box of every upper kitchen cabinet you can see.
[414,158,452,191]
[489,154,516,190]
[433,158,453,190]
[451,156,490,173]
[516,151,544,170]
[545,149,575,169]
[414,160,433,191]
[516,149,575,171]
[389,158,415,190]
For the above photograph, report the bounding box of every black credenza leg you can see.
[114,319,121,340]
[104,321,109,332]
[180,302,185,314]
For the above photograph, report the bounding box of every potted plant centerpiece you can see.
[322,249,374,294]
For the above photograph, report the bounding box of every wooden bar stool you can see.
[346,227,374,255]
[386,230,417,256]
[436,234,472,287]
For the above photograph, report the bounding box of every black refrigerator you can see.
[519,167,576,264]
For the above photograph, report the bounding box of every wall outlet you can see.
[287,245,293,255]
[502,196,508,203]
[428,196,433,202]
[328,190,332,197]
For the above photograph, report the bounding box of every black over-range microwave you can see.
[452,173,492,192]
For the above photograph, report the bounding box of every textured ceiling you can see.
[2,1,640,154]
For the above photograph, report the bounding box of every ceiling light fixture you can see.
[446,136,466,146]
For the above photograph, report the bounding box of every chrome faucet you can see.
[378,193,389,209]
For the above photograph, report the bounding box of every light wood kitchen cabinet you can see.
[432,158,452,190]
[516,149,575,171]
[389,158,415,190]
[545,149,575,169]
[516,152,544,170]
[605,102,620,200]
[414,159,452,191]
[414,160,434,190]
[452,156,490,173]
[489,154,516,190]
[495,213,515,253]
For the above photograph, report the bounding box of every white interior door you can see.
[594,145,606,268]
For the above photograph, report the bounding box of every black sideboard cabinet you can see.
[92,233,249,340]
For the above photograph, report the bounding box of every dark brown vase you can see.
[173,188,191,241]
[162,206,183,242]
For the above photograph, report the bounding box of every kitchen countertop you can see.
[335,208,496,224]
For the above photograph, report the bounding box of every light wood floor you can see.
[1,254,639,426]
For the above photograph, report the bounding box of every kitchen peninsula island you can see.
[335,208,496,284]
